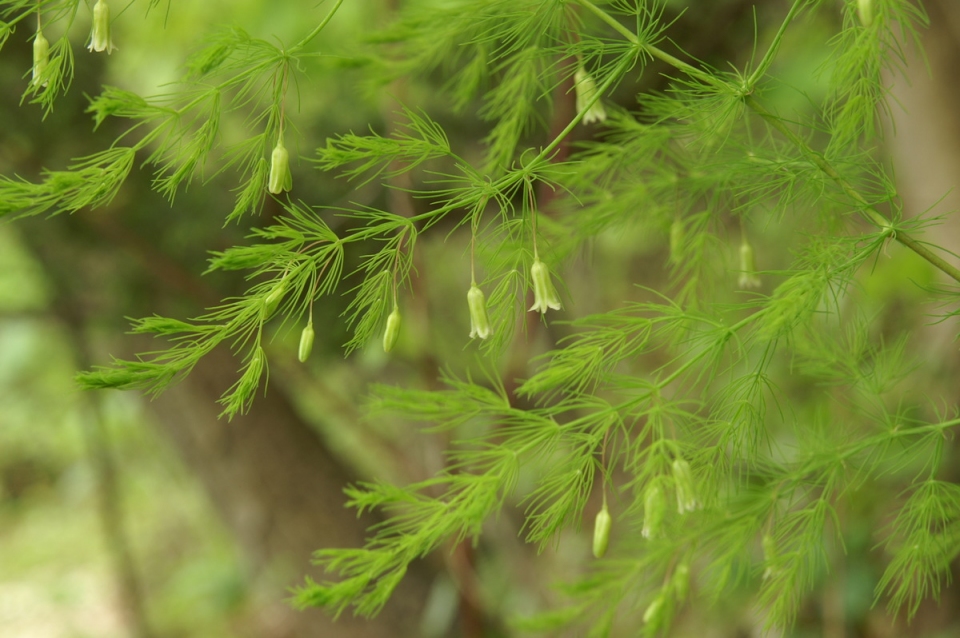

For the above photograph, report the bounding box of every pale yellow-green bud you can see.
[298,321,315,363]
[467,284,492,340]
[32,30,50,88]
[672,458,698,514]
[738,240,761,289]
[762,533,776,561]
[642,593,665,626]
[383,306,401,353]
[592,505,612,558]
[268,137,292,194]
[857,0,873,27]
[762,533,777,580]
[642,483,665,539]
[672,562,690,601]
[262,283,286,320]
[574,65,607,125]
[669,218,684,265]
[529,259,561,314]
[88,0,116,54]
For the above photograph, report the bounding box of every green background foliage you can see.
[2,0,960,636]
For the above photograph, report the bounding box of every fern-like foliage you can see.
[3,0,960,635]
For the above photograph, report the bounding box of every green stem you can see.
[290,0,345,52]
[577,0,636,43]
[527,177,539,260]
[746,97,960,284]
[406,58,622,227]
[555,307,770,435]
[535,57,625,165]
[747,0,807,87]
[657,308,767,391]
[575,0,721,89]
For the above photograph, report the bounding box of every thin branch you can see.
[574,0,960,286]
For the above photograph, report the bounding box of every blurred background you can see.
[2,1,960,637]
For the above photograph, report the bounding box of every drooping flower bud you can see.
[593,502,613,558]
[262,282,286,320]
[88,0,116,54]
[298,321,315,363]
[669,218,684,265]
[268,136,292,194]
[383,306,401,353]
[642,593,665,627]
[574,65,607,125]
[592,504,612,559]
[737,239,761,289]
[857,0,873,27]
[762,533,776,561]
[467,284,492,340]
[249,347,263,371]
[529,259,561,314]
[762,533,778,580]
[32,30,50,88]
[672,458,698,514]
[672,562,690,601]
[642,483,665,539]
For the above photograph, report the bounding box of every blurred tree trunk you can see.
[17,210,432,638]
[885,0,960,267]
[884,1,960,366]
[881,2,960,634]
[1,33,432,638]
[148,345,433,638]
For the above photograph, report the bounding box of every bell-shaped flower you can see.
[529,259,561,314]
[268,136,292,194]
[467,284,492,340]
[737,239,761,289]
[88,0,116,54]
[762,533,778,580]
[672,458,699,514]
[574,65,607,125]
